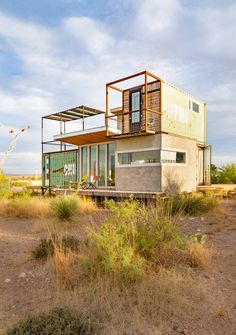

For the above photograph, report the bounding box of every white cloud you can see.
[196,4,236,62]
[136,0,181,33]
[64,16,114,56]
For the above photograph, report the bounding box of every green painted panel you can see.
[42,150,78,188]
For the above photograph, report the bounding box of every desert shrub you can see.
[50,195,79,220]
[211,163,236,184]
[13,189,33,198]
[0,173,13,198]
[85,199,187,283]
[32,238,54,260]
[168,193,219,216]
[5,307,98,335]
[32,235,79,260]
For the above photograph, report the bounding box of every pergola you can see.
[42,105,104,153]
[105,70,163,136]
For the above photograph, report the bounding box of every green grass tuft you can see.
[167,193,219,216]
[50,195,79,220]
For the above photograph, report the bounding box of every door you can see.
[130,90,142,132]
[203,145,211,185]
[197,148,204,185]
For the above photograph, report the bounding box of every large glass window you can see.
[162,150,186,164]
[98,144,105,186]
[108,143,115,186]
[118,150,160,165]
[89,145,97,182]
[81,147,88,179]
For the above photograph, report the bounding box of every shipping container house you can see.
[42,71,211,194]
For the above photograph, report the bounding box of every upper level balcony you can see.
[106,70,162,138]
[41,105,118,153]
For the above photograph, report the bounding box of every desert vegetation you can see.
[211,163,236,184]
[1,186,235,334]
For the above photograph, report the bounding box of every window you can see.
[131,91,141,112]
[108,143,115,186]
[131,91,141,124]
[118,150,160,165]
[162,150,186,164]
[192,102,199,113]
[81,147,88,178]
[89,145,97,182]
[98,144,105,186]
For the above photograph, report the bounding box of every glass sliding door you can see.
[81,147,88,179]
[130,90,141,132]
[107,143,115,186]
[98,144,105,187]
[89,145,97,182]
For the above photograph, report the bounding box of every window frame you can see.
[161,148,187,166]
[116,147,161,168]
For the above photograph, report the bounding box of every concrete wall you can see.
[116,133,161,151]
[114,133,199,193]
[161,134,198,193]
[115,134,161,192]
[115,166,161,192]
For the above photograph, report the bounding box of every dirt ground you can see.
[0,200,235,335]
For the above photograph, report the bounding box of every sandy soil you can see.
[0,200,235,334]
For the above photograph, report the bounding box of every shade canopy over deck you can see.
[43,105,104,122]
[54,126,120,146]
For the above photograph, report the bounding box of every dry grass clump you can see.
[53,247,76,288]
[188,242,213,267]
[60,268,203,335]
[78,196,97,214]
[0,197,50,218]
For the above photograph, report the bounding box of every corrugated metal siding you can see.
[42,150,78,188]
[162,82,205,144]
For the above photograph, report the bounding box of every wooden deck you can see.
[197,184,236,193]
[49,187,164,201]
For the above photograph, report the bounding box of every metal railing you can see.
[106,108,161,137]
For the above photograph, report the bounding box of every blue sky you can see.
[0,0,235,174]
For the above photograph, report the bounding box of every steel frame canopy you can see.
[42,105,105,154]
[43,105,104,122]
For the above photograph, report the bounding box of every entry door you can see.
[204,145,211,185]
[130,90,142,132]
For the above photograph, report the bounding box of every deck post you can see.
[145,71,148,131]
[106,84,109,136]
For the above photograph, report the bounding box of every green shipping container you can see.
[42,150,78,188]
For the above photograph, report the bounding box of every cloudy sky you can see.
[0,0,235,174]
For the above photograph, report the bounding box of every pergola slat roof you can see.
[43,105,104,122]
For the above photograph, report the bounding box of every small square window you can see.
[192,102,199,113]
[176,152,186,163]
